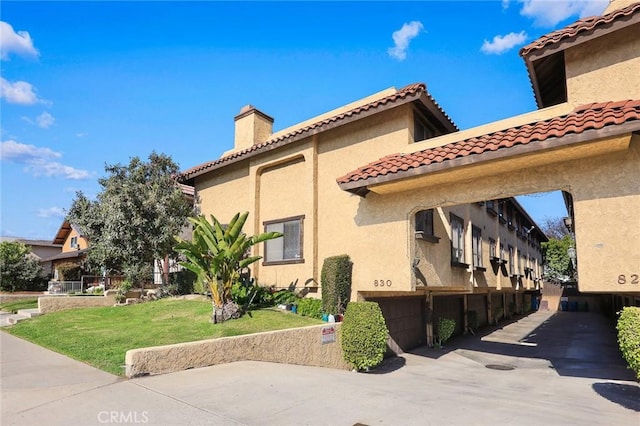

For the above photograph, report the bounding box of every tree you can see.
[67,152,194,286]
[540,216,570,240]
[0,241,43,292]
[174,212,282,323]
[542,234,575,283]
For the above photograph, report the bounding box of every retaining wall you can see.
[38,294,117,313]
[126,322,349,377]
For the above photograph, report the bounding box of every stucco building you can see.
[180,1,640,349]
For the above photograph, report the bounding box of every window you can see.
[507,203,515,229]
[500,243,506,261]
[472,226,483,269]
[498,201,506,223]
[415,209,439,242]
[486,200,497,215]
[70,236,78,249]
[519,253,526,276]
[508,245,515,276]
[450,214,466,266]
[263,215,304,264]
[489,238,497,259]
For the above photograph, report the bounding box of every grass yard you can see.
[0,298,38,313]
[4,298,322,375]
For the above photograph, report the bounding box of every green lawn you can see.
[0,298,38,313]
[4,298,322,375]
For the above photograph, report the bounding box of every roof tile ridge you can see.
[520,2,640,56]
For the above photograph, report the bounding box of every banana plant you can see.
[174,212,282,321]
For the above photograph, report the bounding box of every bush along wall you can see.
[341,301,389,371]
[321,254,353,315]
[617,306,640,379]
[296,298,323,319]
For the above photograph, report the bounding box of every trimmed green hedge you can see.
[617,306,640,379]
[321,254,352,315]
[296,298,323,319]
[341,301,388,371]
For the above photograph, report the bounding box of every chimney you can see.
[233,105,274,152]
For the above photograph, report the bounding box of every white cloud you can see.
[76,132,88,138]
[0,21,39,60]
[519,0,608,27]
[388,21,424,61]
[1,140,91,180]
[0,77,40,105]
[481,31,528,54]
[1,140,60,162]
[502,0,511,10]
[37,207,66,218]
[36,111,55,128]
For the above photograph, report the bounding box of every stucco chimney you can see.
[233,105,274,152]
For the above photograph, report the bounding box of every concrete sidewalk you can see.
[2,311,639,426]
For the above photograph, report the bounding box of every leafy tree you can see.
[174,212,282,323]
[0,241,43,292]
[67,152,194,286]
[542,234,575,282]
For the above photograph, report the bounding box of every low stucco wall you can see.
[38,294,117,313]
[125,322,349,378]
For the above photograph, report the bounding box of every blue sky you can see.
[1,1,608,240]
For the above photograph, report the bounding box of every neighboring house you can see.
[44,220,89,281]
[179,1,639,349]
[0,237,62,276]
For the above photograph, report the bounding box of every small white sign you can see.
[321,325,336,344]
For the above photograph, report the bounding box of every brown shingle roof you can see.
[179,83,456,181]
[337,100,640,189]
[520,2,640,57]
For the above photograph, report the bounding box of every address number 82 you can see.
[618,274,639,285]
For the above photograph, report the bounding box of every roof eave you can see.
[338,121,640,196]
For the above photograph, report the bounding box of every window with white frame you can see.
[70,236,78,249]
[450,214,465,265]
[263,215,304,264]
[472,226,483,269]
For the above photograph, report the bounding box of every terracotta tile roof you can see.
[520,2,640,57]
[337,100,640,187]
[179,83,456,181]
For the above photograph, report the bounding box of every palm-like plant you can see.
[174,212,282,323]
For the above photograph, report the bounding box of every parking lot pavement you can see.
[2,311,639,426]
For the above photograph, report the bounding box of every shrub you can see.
[321,255,353,315]
[115,280,132,303]
[272,289,298,305]
[57,262,81,281]
[170,270,197,295]
[341,301,389,371]
[436,317,456,348]
[297,298,323,319]
[231,281,274,310]
[617,307,640,379]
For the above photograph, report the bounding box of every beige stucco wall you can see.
[125,323,348,377]
[38,294,117,313]
[315,106,414,294]
[412,203,543,293]
[565,24,640,107]
[356,134,639,294]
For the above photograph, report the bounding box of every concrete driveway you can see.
[1,311,638,426]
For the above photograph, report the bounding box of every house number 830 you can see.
[374,280,392,287]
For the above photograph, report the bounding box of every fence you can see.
[47,281,83,294]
